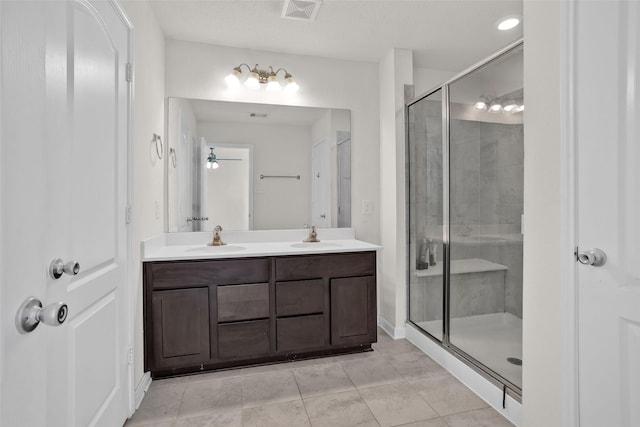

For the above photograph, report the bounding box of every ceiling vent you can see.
[281,0,322,21]
[250,113,268,118]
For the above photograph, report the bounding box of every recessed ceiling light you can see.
[497,16,520,31]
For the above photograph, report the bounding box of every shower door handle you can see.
[577,248,607,267]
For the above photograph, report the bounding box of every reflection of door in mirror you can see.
[201,140,252,231]
[337,132,351,227]
[312,139,330,228]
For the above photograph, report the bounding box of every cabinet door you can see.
[218,320,270,360]
[330,276,376,346]
[151,288,210,369]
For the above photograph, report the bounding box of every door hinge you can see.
[125,206,132,224]
[126,63,134,83]
[128,347,134,365]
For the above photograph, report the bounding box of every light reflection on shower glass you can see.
[448,45,524,389]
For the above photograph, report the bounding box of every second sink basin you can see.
[290,242,342,249]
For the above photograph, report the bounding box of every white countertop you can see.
[142,228,381,262]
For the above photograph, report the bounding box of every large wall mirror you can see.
[167,98,351,232]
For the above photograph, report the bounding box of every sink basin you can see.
[185,245,246,253]
[290,242,342,249]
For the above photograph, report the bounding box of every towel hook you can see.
[152,134,163,160]
[169,148,177,168]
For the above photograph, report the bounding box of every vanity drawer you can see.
[275,252,375,281]
[276,280,324,316]
[217,283,269,322]
[277,315,326,352]
[218,320,270,359]
[148,258,270,290]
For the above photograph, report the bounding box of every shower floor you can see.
[416,312,522,388]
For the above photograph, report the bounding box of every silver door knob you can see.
[578,248,607,267]
[49,258,80,279]
[15,297,68,334]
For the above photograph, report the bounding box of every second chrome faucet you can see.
[303,225,319,243]
[207,225,226,246]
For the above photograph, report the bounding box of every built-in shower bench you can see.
[411,258,509,322]
[415,258,508,277]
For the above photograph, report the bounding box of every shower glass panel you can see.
[408,90,444,342]
[407,41,523,395]
[448,46,523,389]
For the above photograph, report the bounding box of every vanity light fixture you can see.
[206,147,219,169]
[474,95,524,114]
[225,63,299,93]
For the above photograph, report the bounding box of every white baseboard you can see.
[134,372,152,410]
[377,316,406,339]
[405,323,521,426]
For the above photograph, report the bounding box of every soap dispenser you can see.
[417,238,429,270]
[428,239,437,266]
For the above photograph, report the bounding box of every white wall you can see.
[379,49,413,334]
[165,40,380,244]
[522,1,563,425]
[120,0,166,389]
[198,121,311,229]
[413,67,457,98]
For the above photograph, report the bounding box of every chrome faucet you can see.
[207,225,226,246]
[303,225,320,243]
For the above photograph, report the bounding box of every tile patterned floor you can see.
[125,329,514,427]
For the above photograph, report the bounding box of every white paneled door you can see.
[575,1,640,426]
[1,1,131,426]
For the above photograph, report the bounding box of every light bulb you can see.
[225,68,241,88]
[503,103,518,112]
[266,75,281,92]
[488,103,502,113]
[211,161,219,169]
[474,101,487,111]
[514,105,525,113]
[284,74,299,94]
[206,161,212,169]
[245,71,260,90]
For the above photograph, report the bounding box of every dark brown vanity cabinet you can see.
[144,251,376,378]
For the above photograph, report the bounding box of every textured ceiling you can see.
[149,0,523,72]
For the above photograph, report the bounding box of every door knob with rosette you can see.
[49,258,80,279]
[578,248,607,267]
[15,297,68,334]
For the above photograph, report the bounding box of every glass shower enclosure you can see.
[407,42,523,395]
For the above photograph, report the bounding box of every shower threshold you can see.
[416,312,522,388]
